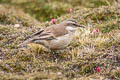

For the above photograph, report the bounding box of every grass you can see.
[0,0,115,22]
[0,1,120,80]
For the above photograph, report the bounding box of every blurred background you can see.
[0,0,117,22]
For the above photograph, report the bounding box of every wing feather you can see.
[19,22,68,47]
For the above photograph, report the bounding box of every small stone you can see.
[14,24,20,28]
[117,67,120,70]
[57,72,62,75]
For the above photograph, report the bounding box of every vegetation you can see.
[0,0,115,22]
[0,0,120,80]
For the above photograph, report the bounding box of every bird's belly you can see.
[48,33,74,50]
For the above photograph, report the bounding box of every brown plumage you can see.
[19,19,85,49]
[42,23,68,37]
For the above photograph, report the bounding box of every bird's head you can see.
[64,19,85,32]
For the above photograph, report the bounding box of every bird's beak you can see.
[78,25,85,28]
[76,23,85,28]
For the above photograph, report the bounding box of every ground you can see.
[0,0,120,80]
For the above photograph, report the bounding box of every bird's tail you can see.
[18,38,33,48]
[18,30,44,48]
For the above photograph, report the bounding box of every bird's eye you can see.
[67,22,78,27]
[72,23,79,27]
[72,23,77,26]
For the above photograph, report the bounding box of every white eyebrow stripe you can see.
[67,21,76,24]
[67,19,77,23]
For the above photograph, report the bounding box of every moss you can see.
[109,70,120,79]
[0,5,41,26]
[79,63,97,75]
[0,1,120,80]
[0,0,115,22]
[0,0,11,3]
[101,20,120,33]
[0,26,11,33]
[19,1,71,22]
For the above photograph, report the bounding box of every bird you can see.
[19,19,85,50]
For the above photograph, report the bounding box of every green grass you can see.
[0,0,116,22]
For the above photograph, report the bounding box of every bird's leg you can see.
[58,47,69,53]
[51,50,59,62]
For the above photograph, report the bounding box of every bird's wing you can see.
[19,23,68,46]
[29,23,68,41]
[24,29,44,40]
[19,30,56,47]
[43,23,68,37]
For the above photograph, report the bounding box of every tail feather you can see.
[18,30,44,47]
[18,38,33,47]
[18,29,57,48]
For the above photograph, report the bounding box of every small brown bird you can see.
[19,19,85,50]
